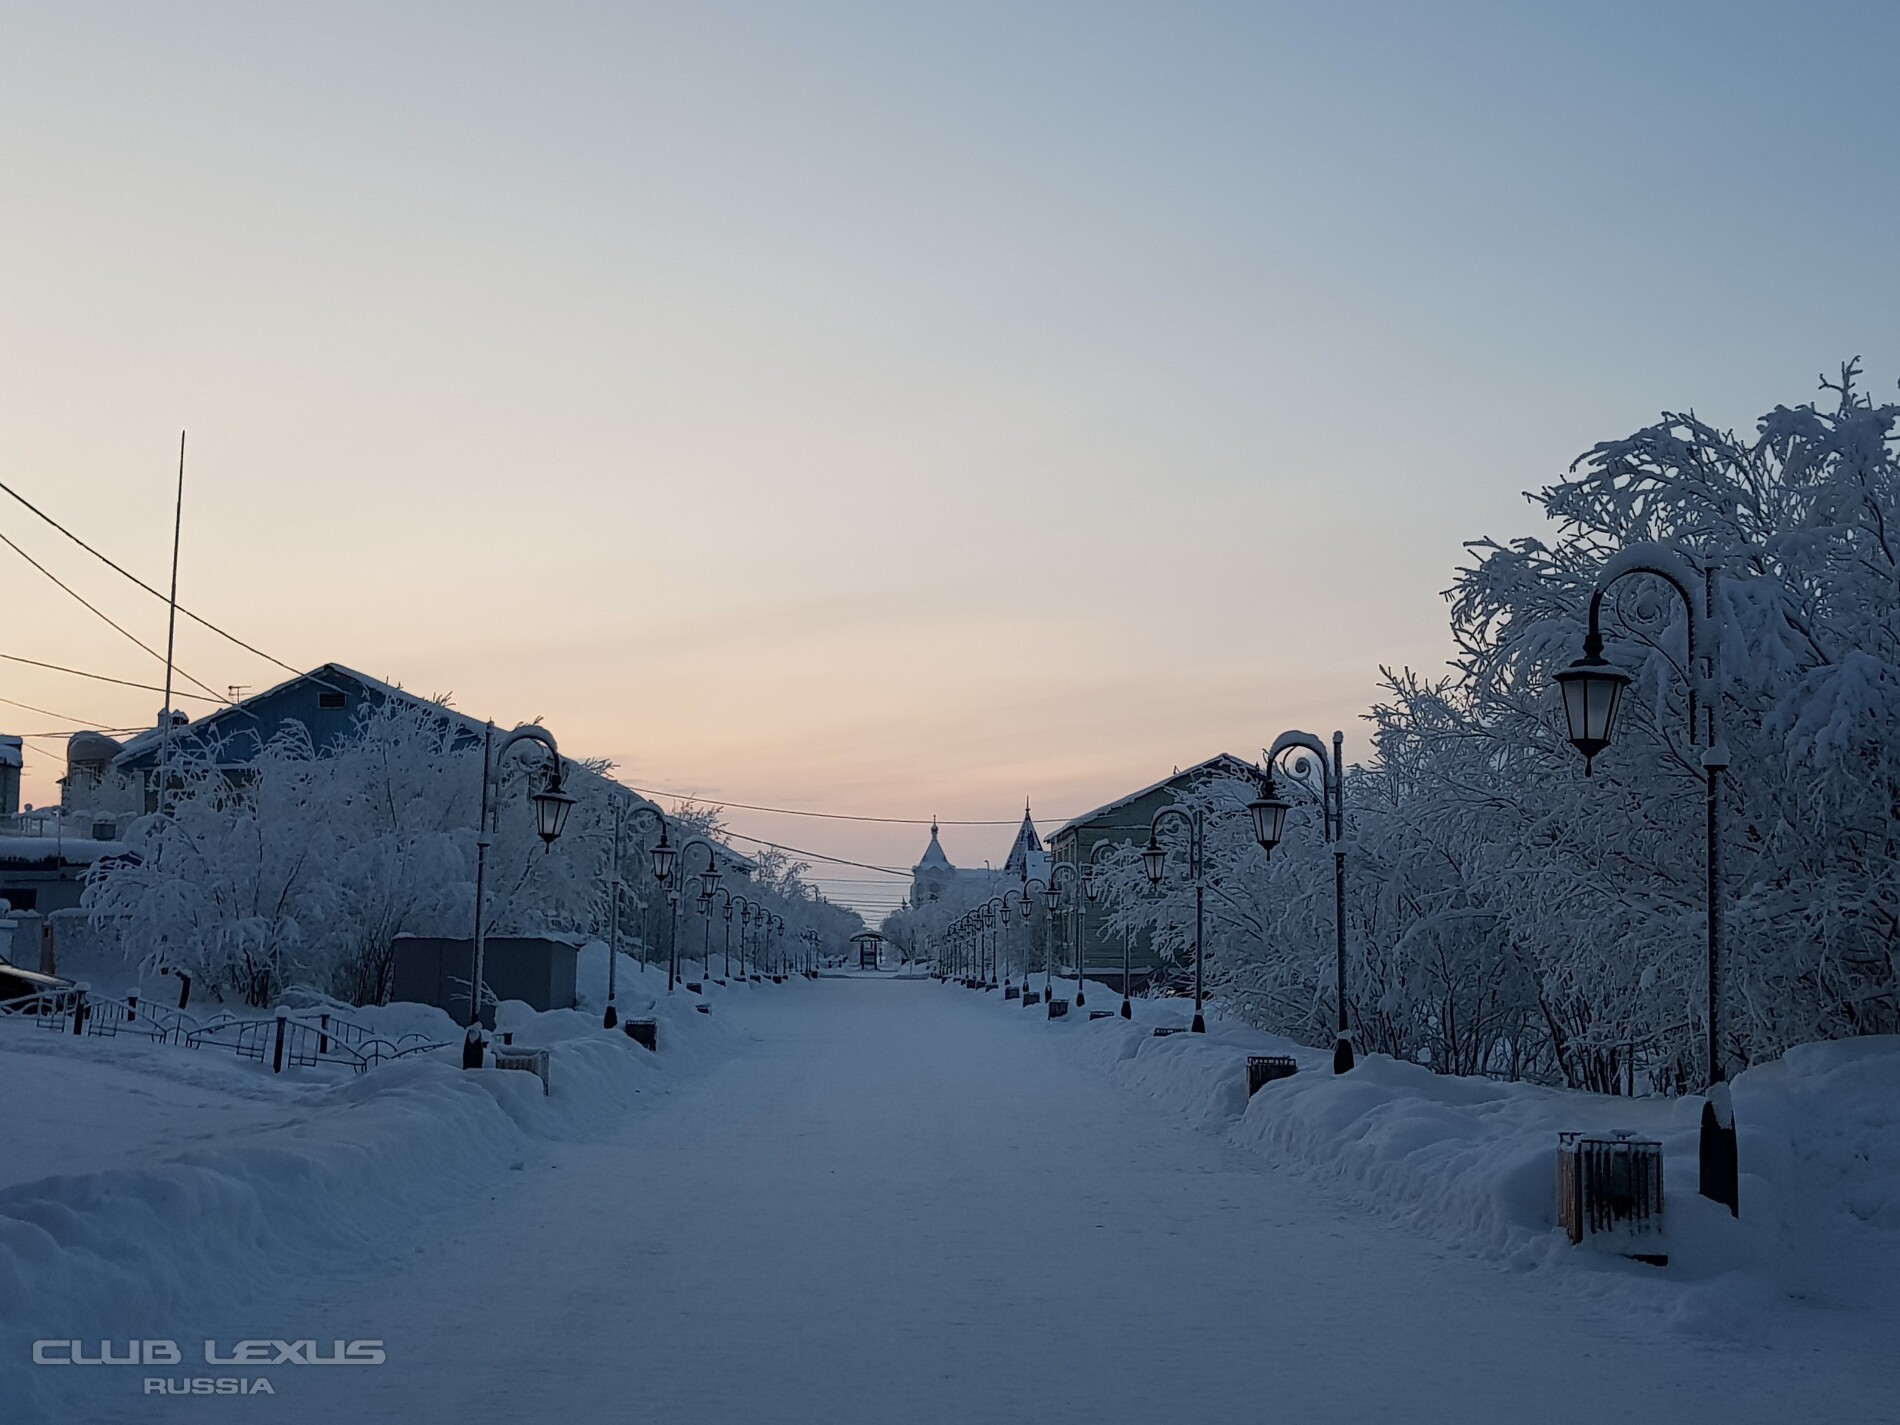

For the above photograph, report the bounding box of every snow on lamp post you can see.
[1048,863,1086,1006]
[464,722,574,1069]
[1084,840,1130,1018]
[1020,875,1053,1001]
[984,897,1008,988]
[605,804,678,1025]
[1555,541,1737,1215]
[1142,805,1206,1032]
[732,896,755,979]
[1001,889,1027,990]
[663,837,720,992]
[602,797,624,1028]
[707,885,735,980]
[1252,730,1352,1074]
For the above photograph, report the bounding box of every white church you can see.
[908,806,1049,908]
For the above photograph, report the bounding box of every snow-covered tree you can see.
[1095,363,1898,1089]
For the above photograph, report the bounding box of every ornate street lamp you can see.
[983,898,1006,988]
[1142,805,1206,1032]
[702,883,737,983]
[1255,730,1352,1073]
[601,797,626,1028]
[1001,889,1026,990]
[464,723,572,1068]
[1047,863,1087,1007]
[668,838,721,991]
[1553,648,1633,776]
[1020,875,1053,1000]
[650,827,677,885]
[732,896,756,980]
[1555,541,1737,1214]
[1083,839,1128,1017]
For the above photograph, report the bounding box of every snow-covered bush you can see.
[84,698,859,1006]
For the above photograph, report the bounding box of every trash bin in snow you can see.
[624,1019,658,1051]
[1047,999,1070,1019]
[1557,1131,1666,1265]
[1246,1055,1298,1096]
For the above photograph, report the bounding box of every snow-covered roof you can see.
[913,820,954,872]
[1052,754,1262,838]
[0,834,127,866]
[111,664,476,770]
[1001,807,1043,876]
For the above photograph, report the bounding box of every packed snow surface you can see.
[3,970,1893,1423]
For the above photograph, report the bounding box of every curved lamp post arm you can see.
[1581,541,1725,759]
[487,725,576,847]
[676,837,725,919]
[1145,804,1206,1031]
[622,804,684,887]
[491,724,561,780]
[1263,729,1343,844]
[1092,837,1134,1019]
[1145,805,1200,880]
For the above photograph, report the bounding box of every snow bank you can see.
[0,949,768,1416]
[1011,981,1900,1335]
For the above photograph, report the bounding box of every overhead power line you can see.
[624,782,1074,827]
[0,478,309,680]
[0,693,126,725]
[0,652,224,701]
[0,526,226,704]
[713,829,912,878]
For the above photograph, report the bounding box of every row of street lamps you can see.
[458,730,813,1061]
[936,537,1737,1213]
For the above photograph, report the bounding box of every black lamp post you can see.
[984,897,1007,988]
[1142,806,1206,1032]
[1082,840,1130,1018]
[1251,730,1353,1074]
[1048,863,1087,1006]
[602,796,627,1028]
[667,839,721,992]
[1555,541,1737,1215]
[1020,875,1053,1000]
[464,723,575,1068]
[1001,889,1026,989]
[732,896,755,980]
[701,884,735,983]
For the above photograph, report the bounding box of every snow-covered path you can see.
[93,980,1869,1423]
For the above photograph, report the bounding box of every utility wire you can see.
[18,727,145,738]
[0,693,128,725]
[624,782,1073,827]
[713,828,912,877]
[0,653,223,701]
[0,526,226,704]
[0,478,311,681]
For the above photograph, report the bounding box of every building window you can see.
[318,692,348,710]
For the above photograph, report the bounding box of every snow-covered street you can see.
[18,976,1886,1425]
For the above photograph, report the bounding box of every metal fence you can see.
[0,988,447,1076]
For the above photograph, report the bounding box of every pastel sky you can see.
[4,2,1896,916]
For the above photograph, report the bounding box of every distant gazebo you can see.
[851,931,884,970]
